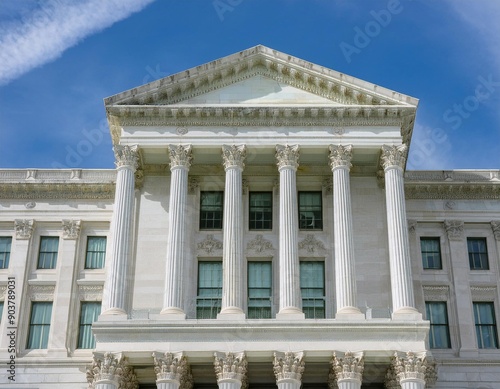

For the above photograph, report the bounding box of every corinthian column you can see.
[161,145,192,318]
[219,145,246,318]
[102,145,139,316]
[387,351,437,389]
[380,145,420,319]
[276,145,304,319]
[214,352,247,389]
[329,145,363,319]
[87,352,138,389]
[329,351,364,389]
[273,351,305,389]
[153,352,193,389]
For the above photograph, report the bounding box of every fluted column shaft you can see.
[337,381,361,389]
[276,145,303,317]
[329,145,361,317]
[220,145,246,317]
[399,379,425,389]
[95,383,118,389]
[381,145,418,317]
[162,145,192,316]
[102,145,139,315]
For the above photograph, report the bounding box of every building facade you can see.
[1,46,500,388]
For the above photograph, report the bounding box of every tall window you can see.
[200,191,223,230]
[85,237,107,269]
[248,262,272,318]
[300,261,325,318]
[196,262,222,318]
[298,192,322,230]
[37,237,59,269]
[78,302,101,349]
[249,192,273,230]
[468,238,489,270]
[425,302,451,348]
[0,237,12,269]
[420,237,442,269]
[473,302,499,349]
[27,302,53,349]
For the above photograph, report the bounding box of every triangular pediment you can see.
[105,45,418,108]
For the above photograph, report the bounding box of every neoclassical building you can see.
[1,46,500,388]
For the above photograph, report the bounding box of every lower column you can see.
[153,352,193,389]
[214,352,247,389]
[330,351,364,389]
[273,352,304,389]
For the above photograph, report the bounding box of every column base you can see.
[98,308,128,321]
[392,307,422,321]
[276,307,305,320]
[336,307,365,320]
[159,307,186,320]
[218,307,246,320]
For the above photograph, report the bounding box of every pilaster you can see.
[214,352,248,389]
[329,145,362,319]
[102,145,139,317]
[161,145,192,318]
[153,352,193,389]
[329,351,364,389]
[380,145,420,320]
[275,145,304,319]
[219,144,246,319]
[273,351,305,389]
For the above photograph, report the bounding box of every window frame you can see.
[420,237,442,270]
[467,237,489,270]
[425,301,452,349]
[0,236,12,269]
[298,191,323,230]
[196,261,222,319]
[299,260,325,319]
[37,236,59,269]
[247,261,272,319]
[249,191,273,231]
[26,301,53,349]
[84,236,107,269]
[473,302,499,349]
[199,191,224,230]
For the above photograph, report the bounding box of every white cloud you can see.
[0,0,155,85]
[406,123,453,170]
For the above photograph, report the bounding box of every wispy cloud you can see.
[0,0,155,85]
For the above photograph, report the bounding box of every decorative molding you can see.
[273,351,305,383]
[328,144,353,170]
[405,184,500,200]
[322,177,333,195]
[87,352,138,389]
[242,178,249,195]
[329,351,364,385]
[134,168,144,189]
[168,144,193,169]
[298,234,326,253]
[62,219,81,240]
[422,285,449,302]
[407,219,417,234]
[29,284,55,301]
[0,183,115,200]
[114,145,139,171]
[491,221,500,240]
[222,144,247,170]
[444,220,464,241]
[197,234,223,254]
[78,285,104,301]
[390,351,434,385]
[25,201,36,209]
[470,285,497,301]
[153,352,193,389]
[247,235,274,253]
[14,219,34,240]
[188,177,199,194]
[276,144,300,170]
[380,144,408,170]
[214,352,247,388]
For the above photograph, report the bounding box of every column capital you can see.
[276,144,300,170]
[14,219,34,240]
[330,351,364,384]
[491,220,500,240]
[444,219,464,241]
[114,144,139,171]
[390,351,436,386]
[87,352,138,389]
[222,144,247,170]
[380,144,407,170]
[62,219,81,240]
[214,352,247,386]
[273,351,305,383]
[328,144,353,170]
[153,352,193,389]
[168,144,193,170]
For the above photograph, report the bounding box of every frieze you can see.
[470,285,497,301]
[299,234,326,253]
[29,284,55,301]
[0,183,115,200]
[405,183,500,200]
[422,285,449,302]
[78,285,104,301]
[197,234,223,254]
[247,235,274,253]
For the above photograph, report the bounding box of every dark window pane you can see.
[299,192,322,230]
[249,192,273,230]
[425,302,451,348]
[78,302,101,349]
[248,261,272,318]
[468,238,489,270]
[421,237,442,269]
[85,237,107,269]
[197,262,222,318]
[37,237,59,269]
[300,261,325,318]
[0,237,12,269]
[27,302,52,349]
[473,302,499,348]
[200,191,223,230]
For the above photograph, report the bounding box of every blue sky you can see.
[1,0,499,170]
